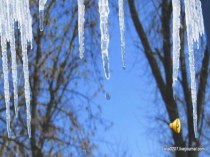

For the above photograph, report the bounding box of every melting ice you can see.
[0,0,34,137]
[172,0,204,138]
[99,0,110,80]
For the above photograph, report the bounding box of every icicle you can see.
[188,39,198,139]
[1,38,11,138]
[0,0,12,137]
[118,0,126,69]
[172,0,181,88]
[19,0,32,138]
[10,19,19,118]
[21,41,31,138]
[39,0,47,31]
[184,0,204,138]
[0,0,33,137]
[78,0,85,59]
[99,0,110,79]
[8,0,19,118]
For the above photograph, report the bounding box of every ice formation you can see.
[172,0,204,138]
[39,0,47,31]
[0,0,33,137]
[172,0,181,88]
[184,0,204,138]
[78,0,85,59]
[99,0,110,80]
[118,0,126,69]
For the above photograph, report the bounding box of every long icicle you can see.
[9,0,19,118]
[1,37,11,138]
[99,0,110,80]
[20,0,32,138]
[10,19,19,118]
[78,0,85,59]
[0,0,12,137]
[172,0,181,88]
[118,0,126,69]
[184,0,204,138]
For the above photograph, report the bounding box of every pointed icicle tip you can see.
[102,55,110,80]
[27,118,31,138]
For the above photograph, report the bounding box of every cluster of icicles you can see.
[0,0,47,138]
[78,0,126,79]
[172,0,204,138]
[0,0,125,137]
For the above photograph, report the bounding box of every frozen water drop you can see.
[105,92,111,100]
